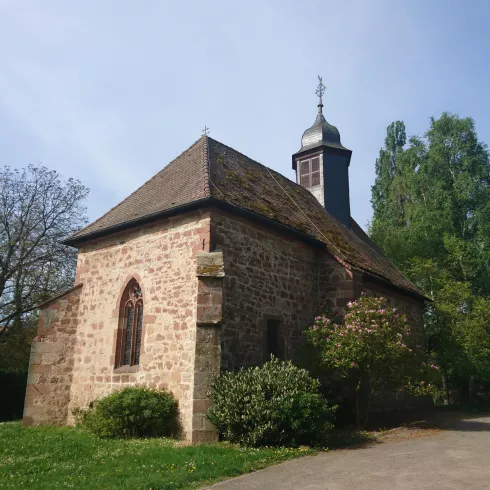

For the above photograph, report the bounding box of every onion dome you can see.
[296,77,349,153]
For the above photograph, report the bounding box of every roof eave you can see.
[63,194,329,250]
[62,194,426,302]
[37,283,84,309]
[361,270,430,302]
[292,143,352,170]
[62,198,212,247]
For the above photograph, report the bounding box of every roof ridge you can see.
[207,137,357,262]
[207,136,339,206]
[207,136,290,181]
[206,137,424,298]
[202,135,211,197]
[67,137,206,241]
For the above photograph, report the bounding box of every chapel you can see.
[24,83,426,442]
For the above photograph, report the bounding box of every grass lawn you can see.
[0,422,314,489]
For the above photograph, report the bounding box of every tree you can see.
[370,113,490,398]
[409,260,490,401]
[371,121,407,225]
[305,295,437,429]
[0,165,88,370]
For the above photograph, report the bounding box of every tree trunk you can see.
[441,368,450,405]
[13,270,23,330]
[469,375,476,404]
[362,382,374,430]
[355,378,362,430]
[355,375,374,430]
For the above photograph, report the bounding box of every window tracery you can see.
[116,280,143,367]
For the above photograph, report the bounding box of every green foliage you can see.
[410,261,490,383]
[0,164,89,372]
[74,386,178,439]
[207,357,336,447]
[305,295,439,428]
[0,422,313,489]
[0,370,27,421]
[370,114,490,395]
[0,320,36,372]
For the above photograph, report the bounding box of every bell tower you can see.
[292,77,352,227]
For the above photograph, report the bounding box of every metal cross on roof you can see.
[202,125,210,136]
[315,75,326,105]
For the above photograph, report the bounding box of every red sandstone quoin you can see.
[24,92,427,442]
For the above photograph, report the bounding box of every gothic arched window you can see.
[115,279,144,367]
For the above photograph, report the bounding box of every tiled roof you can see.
[69,137,210,239]
[67,136,424,297]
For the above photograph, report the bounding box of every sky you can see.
[1,0,490,230]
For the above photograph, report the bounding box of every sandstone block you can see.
[196,251,225,277]
[191,430,218,444]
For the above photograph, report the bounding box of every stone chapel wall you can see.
[23,285,82,426]
[213,210,355,371]
[362,278,428,411]
[23,202,426,436]
[363,279,425,340]
[66,210,211,438]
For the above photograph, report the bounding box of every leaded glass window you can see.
[123,304,134,365]
[115,279,144,367]
[134,303,143,366]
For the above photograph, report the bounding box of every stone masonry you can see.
[192,250,224,443]
[24,207,425,442]
[23,285,82,426]
[25,210,212,440]
[213,209,360,371]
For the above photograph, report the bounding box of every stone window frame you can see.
[114,278,144,369]
[299,155,321,188]
[260,314,285,363]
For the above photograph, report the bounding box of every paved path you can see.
[207,415,490,490]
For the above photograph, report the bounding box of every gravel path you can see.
[206,415,490,489]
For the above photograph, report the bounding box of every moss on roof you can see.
[68,136,424,297]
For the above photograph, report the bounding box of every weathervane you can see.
[315,75,326,107]
[202,125,210,136]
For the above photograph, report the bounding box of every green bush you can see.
[74,386,178,438]
[207,357,336,447]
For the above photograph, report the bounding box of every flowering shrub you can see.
[207,357,336,447]
[74,386,178,438]
[305,294,439,428]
